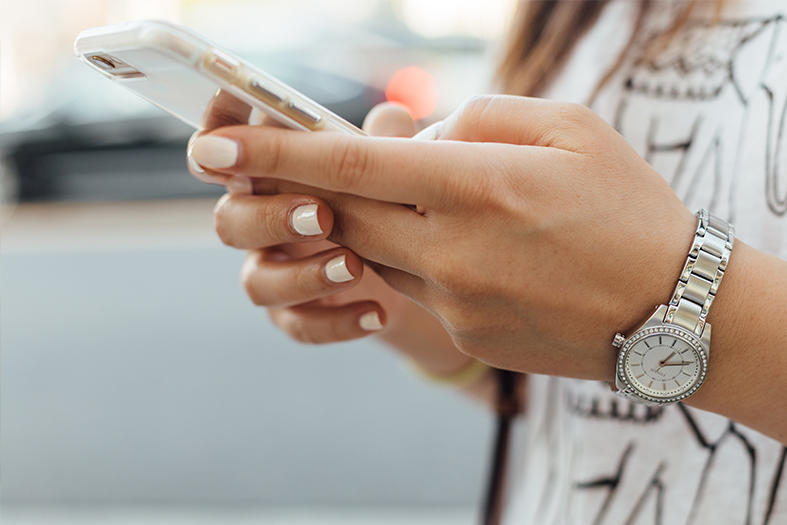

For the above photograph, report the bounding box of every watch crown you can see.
[612,333,626,348]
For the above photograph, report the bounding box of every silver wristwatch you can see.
[611,209,735,405]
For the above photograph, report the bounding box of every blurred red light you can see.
[385,66,439,121]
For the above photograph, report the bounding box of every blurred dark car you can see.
[1,57,385,204]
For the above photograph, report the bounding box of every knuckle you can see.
[558,102,598,129]
[213,195,235,246]
[445,94,522,142]
[240,258,266,306]
[276,310,315,344]
[290,258,320,297]
[291,321,316,344]
[327,139,370,191]
[243,279,266,306]
[256,201,288,244]
[541,102,606,152]
[456,94,496,122]
[447,95,497,138]
[322,319,348,343]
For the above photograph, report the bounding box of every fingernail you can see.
[359,311,383,331]
[188,146,226,185]
[191,135,239,169]
[325,254,354,283]
[187,148,206,174]
[291,204,322,236]
[413,121,443,141]
[226,175,253,194]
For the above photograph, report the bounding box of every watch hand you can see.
[658,350,677,369]
[661,361,694,366]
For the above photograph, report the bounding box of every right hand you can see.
[188,102,426,344]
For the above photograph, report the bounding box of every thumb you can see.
[362,103,418,138]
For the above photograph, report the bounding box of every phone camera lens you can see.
[90,55,116,70]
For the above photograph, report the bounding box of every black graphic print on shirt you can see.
[615,15,787,222]
[520,14,787,525]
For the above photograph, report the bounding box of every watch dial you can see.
[622,330,704,400]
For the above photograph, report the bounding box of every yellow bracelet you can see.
[410,358,492,387]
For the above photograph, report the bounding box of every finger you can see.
[188,125,482,206]
[188,131,254,193]
[362,103,418,138]
[213,193,333,249]
[213,162,432,274]
[217,185,428,273]
[269,301,386,343]
[325,195,429,274]
[202,87,294,130]
[189,89,254,190]
[438,94,605,152]
[202,88,253,128]
[412,120,443,141]
[242,247,363,308]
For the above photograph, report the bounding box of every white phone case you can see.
[74,20,366,135]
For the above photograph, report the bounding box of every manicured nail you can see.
[291,204,322,236]
[188,145,225,185]
[187,148,206,174]
[226,175,253,194]
[190,135,239,169]
[325,254,354,283]
[359,311,383,331]
[413,120,443,141]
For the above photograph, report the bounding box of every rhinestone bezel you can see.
[616,325,708,405]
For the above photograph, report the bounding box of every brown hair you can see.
[496,0,724,100]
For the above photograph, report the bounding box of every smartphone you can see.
[74,20,367,135]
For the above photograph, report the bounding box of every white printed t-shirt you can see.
[504,1,787,524]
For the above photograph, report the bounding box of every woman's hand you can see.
[186,103,415,343]
[189,95,698,383]
[188,103,484,380]
[189,94,787,443]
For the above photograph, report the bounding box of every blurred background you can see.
[1,0,517,523]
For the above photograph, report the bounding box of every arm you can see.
[687,241,787,443]
[190,94,787,443]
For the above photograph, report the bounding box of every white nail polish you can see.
[359,311,383,331]
[292,204,322,236]
[191,136,239,169]
[325,254,354,283]
[187,148,206,174]
[226,175,253,194]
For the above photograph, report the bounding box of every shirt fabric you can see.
[504,1,787,523]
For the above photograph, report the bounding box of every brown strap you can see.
[482,369,523,525]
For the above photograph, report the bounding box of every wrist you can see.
[682,241,787,442]
[611,210,734,406]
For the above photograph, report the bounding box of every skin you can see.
[189,95,787,444]
[190,102,498,404]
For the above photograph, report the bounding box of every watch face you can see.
[618,326,707,402]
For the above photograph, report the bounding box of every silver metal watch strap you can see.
[664,209,735,336]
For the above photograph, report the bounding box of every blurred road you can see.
[1,199,492,513]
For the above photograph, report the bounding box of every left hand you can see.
[190,95,697,382]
